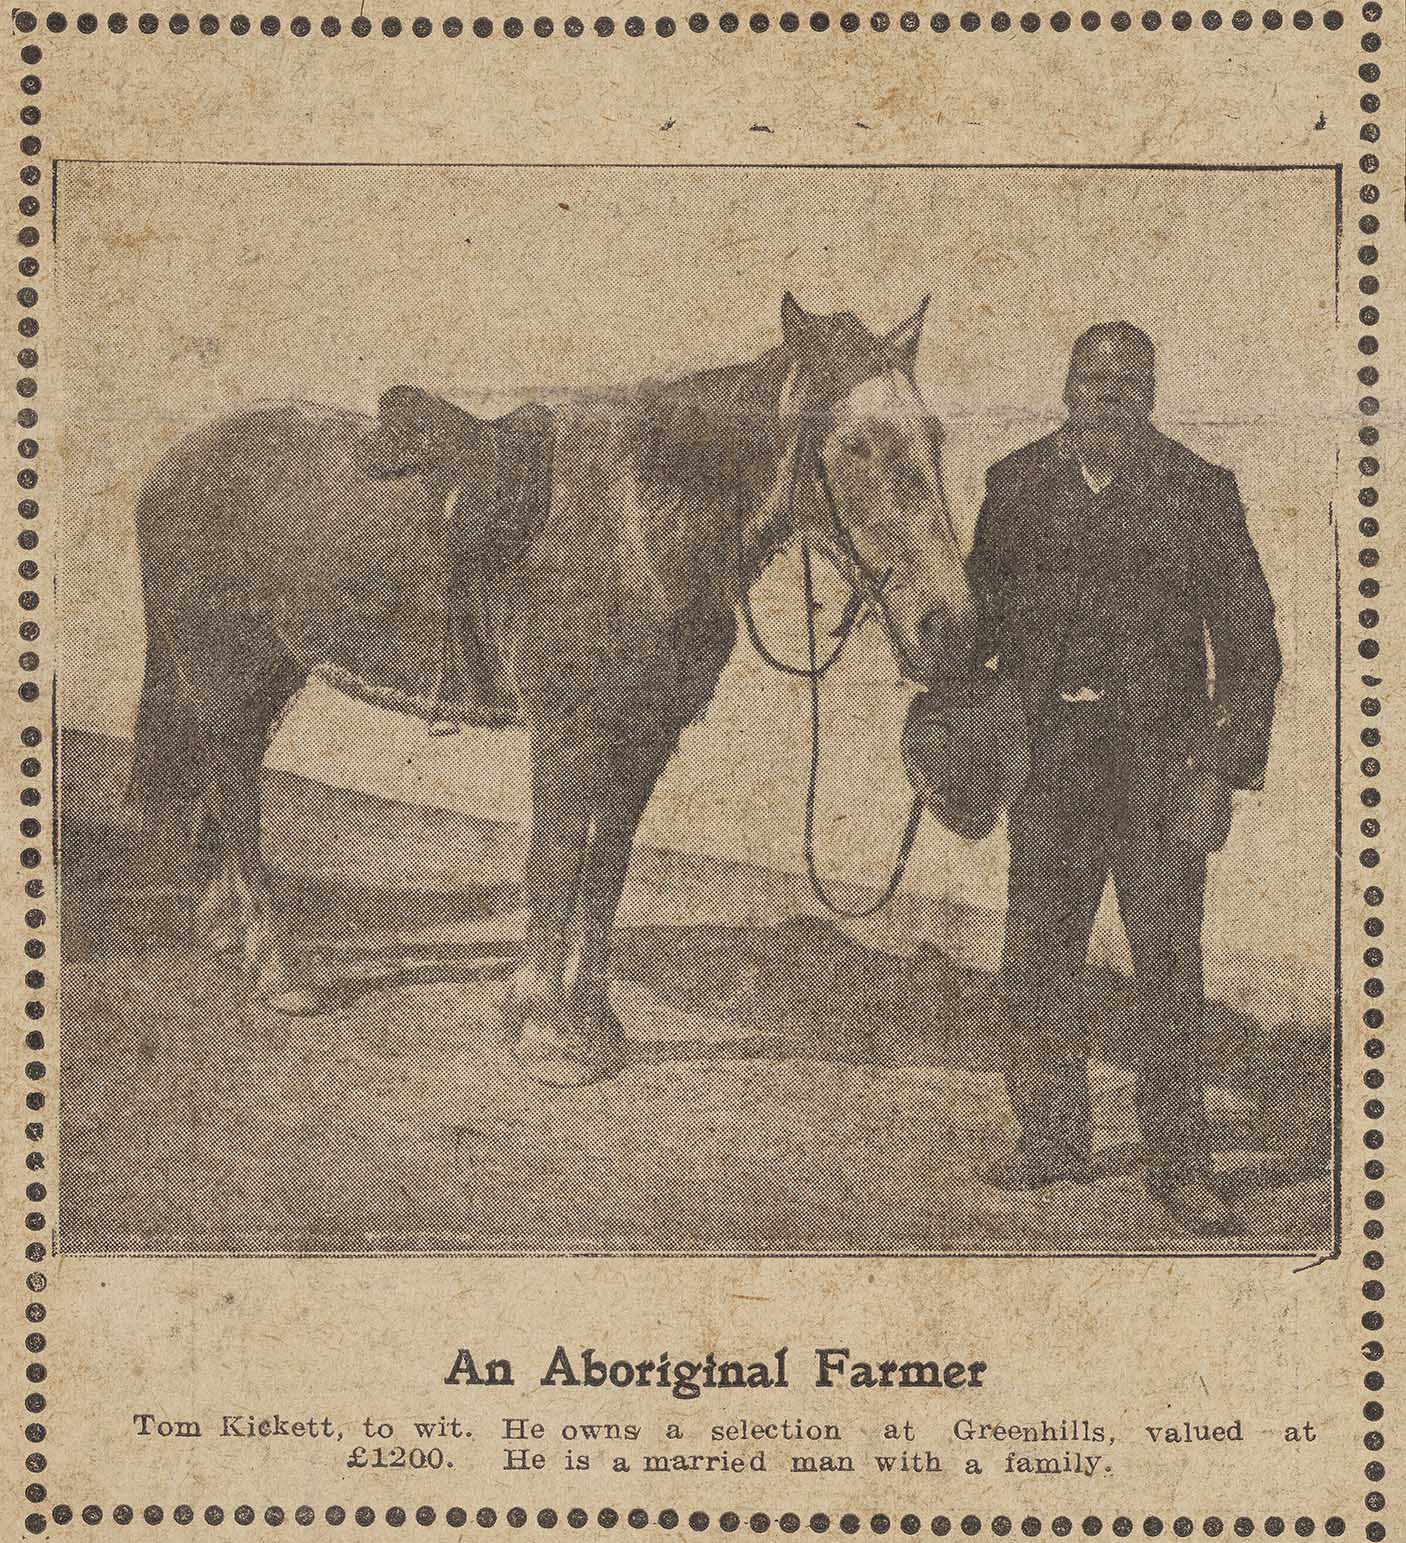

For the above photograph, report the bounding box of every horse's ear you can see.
[885,294,931,370]
[781,291,812,354]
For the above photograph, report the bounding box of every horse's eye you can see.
[890,462,926,500]
[841,435,871,460]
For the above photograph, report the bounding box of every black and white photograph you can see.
[56,162,1338,1257]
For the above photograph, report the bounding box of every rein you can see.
[737,439,865,681]
[740,439,928,921]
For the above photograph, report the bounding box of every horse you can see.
[125,292,978,1086]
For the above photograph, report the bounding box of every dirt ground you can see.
[57,731,1333,1257]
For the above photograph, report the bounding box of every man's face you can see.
[1063,333,1155,463]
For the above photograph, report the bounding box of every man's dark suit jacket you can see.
[968,428,1282,790]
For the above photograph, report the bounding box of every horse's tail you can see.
[124,609,209,819]
[125,452,212,821]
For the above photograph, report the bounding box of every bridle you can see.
[739,440,876,679]
[739,427,928,920]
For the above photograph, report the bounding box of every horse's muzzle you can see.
[904,601,978,686]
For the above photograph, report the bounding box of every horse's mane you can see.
[631,345,793,508]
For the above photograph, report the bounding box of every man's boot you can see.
[1138,1046,1246,1238]
[1147,1173,1245,1238]
[986,1055,1096,1190]
[1049,1049,1095,1165]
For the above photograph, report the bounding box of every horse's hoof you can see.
[250,945,303,994]
[262,986,337,1017]
[510,1018,614,1087]
[499,1001,528,1050]
[589,1048,625,1081]
[511,1046,607,1087]
[202,925,243,958]
[591,1004,628,1076]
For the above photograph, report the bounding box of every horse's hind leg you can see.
[193,781,252,955]
[193,795,240,955]
[194,651,307,994]
[212,769,292,995]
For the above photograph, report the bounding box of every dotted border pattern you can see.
[9,1509,1375,1534]
[2,5,1365,34]
[15,0,48,1529]
[10,5,1387,1536]
[1354,6,1389,1543]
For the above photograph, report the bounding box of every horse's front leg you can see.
[507,731,669,1087]
[563,740,672,1075]
[505,733,601,1084]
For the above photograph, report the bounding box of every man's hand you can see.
[1197,707,1269,792]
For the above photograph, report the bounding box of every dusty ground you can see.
[58,731,1333,1257]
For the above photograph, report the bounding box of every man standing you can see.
[968,323,1281,1237]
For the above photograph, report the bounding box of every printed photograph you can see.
[55,162,1339,1255]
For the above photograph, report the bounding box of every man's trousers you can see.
[998,701,1214,1180]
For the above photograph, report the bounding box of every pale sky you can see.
[54,162,1339,1006]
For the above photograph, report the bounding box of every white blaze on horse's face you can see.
[816,367,976,685]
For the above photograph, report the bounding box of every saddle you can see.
[365,386,555,730]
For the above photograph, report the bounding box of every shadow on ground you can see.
[57,729,1333,1256]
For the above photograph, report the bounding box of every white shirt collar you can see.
[1078,460,1114,495]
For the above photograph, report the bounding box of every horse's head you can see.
[775,292,976,686]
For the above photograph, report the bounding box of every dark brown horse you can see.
[126,294,977,1084]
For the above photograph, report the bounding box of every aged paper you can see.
[5,2,1395,1532]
